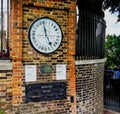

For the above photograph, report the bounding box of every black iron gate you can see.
[104,68,120,112]
[0,0,10,59]
[76,11,106,60]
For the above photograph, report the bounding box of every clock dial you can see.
[28,17,63,54]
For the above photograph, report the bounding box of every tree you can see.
[105,35,120,67]
[103,0,120,21]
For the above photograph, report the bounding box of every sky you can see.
[104,9,120,36]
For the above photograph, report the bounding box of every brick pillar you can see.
[10,0,23,105]
[10,0,77,114]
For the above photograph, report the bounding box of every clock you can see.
[28,17,63,54]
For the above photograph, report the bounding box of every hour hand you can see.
[43,21,47,36]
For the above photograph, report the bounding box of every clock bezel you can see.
[28,17,63,54]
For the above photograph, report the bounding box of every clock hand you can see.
[43,21,53,48]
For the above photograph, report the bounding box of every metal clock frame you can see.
[28,17,63,55]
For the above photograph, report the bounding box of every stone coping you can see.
[0,60,12,71]
[75,58,106,65]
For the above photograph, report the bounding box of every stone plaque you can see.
[56,64,66,80]
[25,65,36,82]
[25,82,66,102]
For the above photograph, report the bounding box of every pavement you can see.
[104,109,120,114]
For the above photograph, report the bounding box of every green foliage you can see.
[105,34,120,68]
[0,109,4,114]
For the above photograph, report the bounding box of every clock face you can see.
[28,17,63,54]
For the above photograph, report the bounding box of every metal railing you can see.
[0,0,10,59]
[76,11,106,60]
[104,68,120,112]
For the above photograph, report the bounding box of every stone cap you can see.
[75,58,106,65]
[0,60,12,71]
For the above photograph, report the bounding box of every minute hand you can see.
[43,22,52,46]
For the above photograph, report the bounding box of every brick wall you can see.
[75,59,105,114]
[10,0,76,114]
[0,60,12,113]
[0,71,12,100]
[0,71,12,113]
